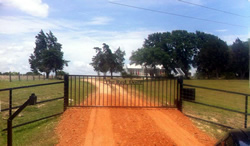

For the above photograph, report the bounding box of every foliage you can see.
[130,30,247,79]
[29,30,69,78]
[130,30,197,77]
[229,38,249,79]
[56,70,69,76]
[90,43,125,78]
[194,31,229,78]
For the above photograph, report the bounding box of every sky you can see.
[0,0,249,75]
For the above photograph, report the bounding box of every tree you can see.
[230,38,249,79]
[29,30,69,78]
[90,43,125,78]
[130,47,169,76]
[194,31,229,78]
[130,30,197,77]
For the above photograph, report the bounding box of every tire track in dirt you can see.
[56,79,216,146]
[84,108,115,146]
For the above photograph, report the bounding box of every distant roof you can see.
[126,64,164,69]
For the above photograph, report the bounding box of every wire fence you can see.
[0,74,64,82]
[181,83,249,129]
[0,80,65,145]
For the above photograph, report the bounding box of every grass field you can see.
[182,79,250,139]
[0,79,93,146]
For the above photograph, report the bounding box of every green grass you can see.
[135,78,178,106]
[68,77,96,106]
[0,79,94,146]
[182,79,250,139]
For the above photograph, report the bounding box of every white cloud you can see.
[220,34,250,45]
[1,0,49,17]
[0,16,60,34]
[87,16,113,25]
[215,29,228,32]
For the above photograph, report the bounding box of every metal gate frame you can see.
[64,75,181,108]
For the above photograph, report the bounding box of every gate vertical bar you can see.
[74,76,76,106]
[177,77,183,112]
[83,76,85,106]
[91,77,92,105]
[79,76,80,106]
[162,78,164,106]
[99,77,100,105]
[142,77,144,106]
[152,77,156,107]
[245,95,248,128]
[87,76,88,106]
[7,119,12,146]
[158,77,160,106]
[70,76,72,106]
[95,76,96,106]
[64,75,69,111]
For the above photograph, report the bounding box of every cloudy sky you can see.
[0,0,249,75]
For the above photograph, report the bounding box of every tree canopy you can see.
[29,30,69,78]
[90,43,125,78]
[194,31,229,78]
[229,38,249,79]
[130,30,248,79]
[130,30,197,77]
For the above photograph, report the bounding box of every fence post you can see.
[245,95,248,128]
[9,89,12,117]
[7,119,12,146]
[177,77,183,112]
[18,72,20,81]
[9,72,11,82]
[64,75,69,111]
[8,89,12,146]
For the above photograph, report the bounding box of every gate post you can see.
[177,77,183,112]
[64,75,69,111]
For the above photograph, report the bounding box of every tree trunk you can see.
[216,68,219,79]
[55,70,57,78]
[111,71,113,79]
[103,72,106,79]
[240,70,246,79]
[46,72,50,79]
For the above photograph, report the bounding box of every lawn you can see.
[182,79,250,138]
[0,79,93,146]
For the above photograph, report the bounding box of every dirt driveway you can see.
[56,80,216,146]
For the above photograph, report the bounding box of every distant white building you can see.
[124,64,165,76]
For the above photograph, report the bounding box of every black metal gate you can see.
[65,75,179,108]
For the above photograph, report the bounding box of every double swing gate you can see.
[65,75,180,108]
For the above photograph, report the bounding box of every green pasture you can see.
[0,79,93,146]
[135,78,178,106]
[68,76,96,106]
[182,79,250,138]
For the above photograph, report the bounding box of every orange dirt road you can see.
[56,108,215,146]
[56,80,216,146]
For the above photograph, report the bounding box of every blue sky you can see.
[0,0,249,75]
